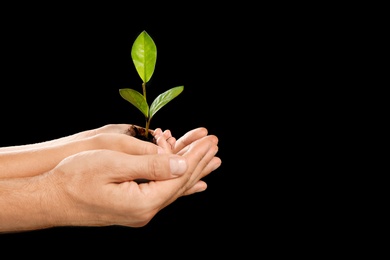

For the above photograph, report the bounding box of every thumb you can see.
[106,151,188,183]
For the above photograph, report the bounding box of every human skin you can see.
[0,133,220,232]
[0,124,208,179]
[0,124,221,233]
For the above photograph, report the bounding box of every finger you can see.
[154,129,177,153]
[197,156,222,180]
[176,134,219,156]
[95,150,188,183]
[94,124,135,135]
[162,129,172,138]
[154,129,173,153]
[167,136,176,150]
[149,136,219,209]
[174,127,208,154]
[182,181,207,195]
[182,138,219,188]
[64,124,135,140]
[92,133,163,156]
[155,135,173,154]
[163,130,176,149]
[181,156,221,196]
[153,128,163,137]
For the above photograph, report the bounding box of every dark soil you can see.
[127,125,156,144]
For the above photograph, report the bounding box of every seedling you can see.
[119,30,184,140]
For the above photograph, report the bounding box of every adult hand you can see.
[0,133,221,232]
[0,124,176,179]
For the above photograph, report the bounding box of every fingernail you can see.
[170,156,187,176]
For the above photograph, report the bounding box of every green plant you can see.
[119,30,184,140]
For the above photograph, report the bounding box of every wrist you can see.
[0,176,58,232]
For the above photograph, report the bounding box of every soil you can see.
[127,125,156,144]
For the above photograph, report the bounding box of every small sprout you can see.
[119,30,183,139]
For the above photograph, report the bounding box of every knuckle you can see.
[148,155,168,179]
[141,142,158,155]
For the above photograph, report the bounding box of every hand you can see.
[0,133,221,232]
[154,126,211,154]
[0,124,173,152]
[0,124,175,179]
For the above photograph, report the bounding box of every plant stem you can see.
[145,119,151,138]
[142,81,149,138]
[142,82,147,99]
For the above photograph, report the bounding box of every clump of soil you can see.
[126,125,156,144]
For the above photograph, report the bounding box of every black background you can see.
[0,5,324,256]
[0,8,261,253]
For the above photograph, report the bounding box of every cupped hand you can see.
[154,127,210,154]
[0,124,174,179]
[42,134,221,228]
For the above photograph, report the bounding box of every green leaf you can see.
[131,30,157,83]
[149,86,184,119]
[119,88,149,118]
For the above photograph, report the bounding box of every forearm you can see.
[0,139,90,179]
[0,124,137,153]
[0,176,58,232]
[0,131,90,153]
